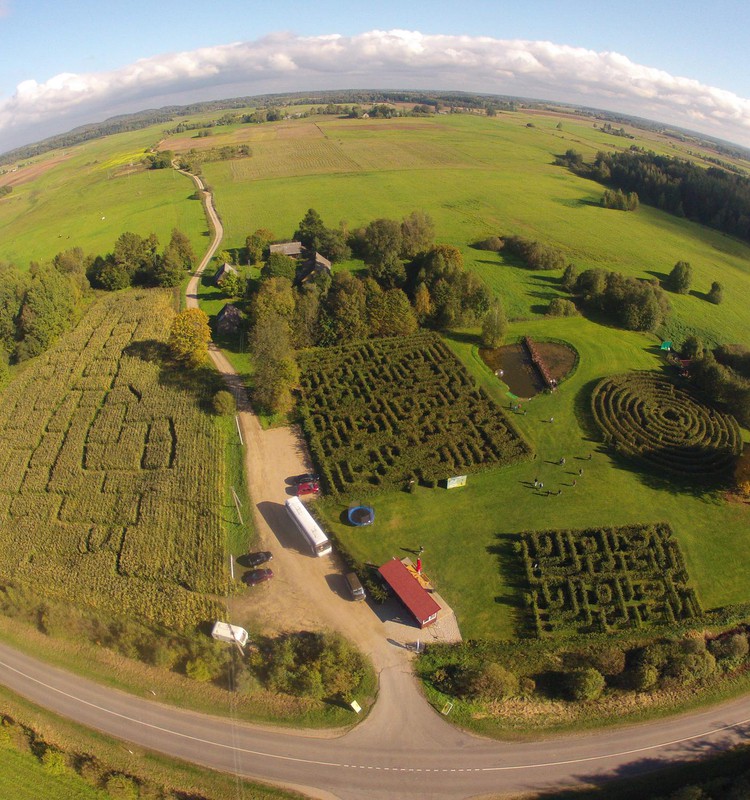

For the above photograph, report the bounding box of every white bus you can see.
[285,496,332,556]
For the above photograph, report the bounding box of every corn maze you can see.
[297,332,531,495]
[591,372,741,475]
[518,523,702,636]
[0,291,226,630]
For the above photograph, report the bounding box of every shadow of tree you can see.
[486,533,532,637]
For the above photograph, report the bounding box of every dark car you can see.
[296,480,320,497]
[246,550,273,567]
[293,472,320,486]
[243,568,273,586]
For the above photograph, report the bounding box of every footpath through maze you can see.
[518,523,702,636]
[297,332,531,495]
[0,292,225,629]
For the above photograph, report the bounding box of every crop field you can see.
[591,372,742,475]
[197,112,750,346]
[518,523,702,636]
[0,122,207,269]
[0,290,227,629]
[297,333,531,494]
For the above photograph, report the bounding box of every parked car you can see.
[293,472,320,486]
[246,551,273,567]
[243,568,273,586]
[296,480,320,497]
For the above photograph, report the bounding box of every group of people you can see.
[532,453,593,496]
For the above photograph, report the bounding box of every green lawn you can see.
[0,747,106,800]
[318,315,750,641]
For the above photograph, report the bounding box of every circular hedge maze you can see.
[591,372,742,476]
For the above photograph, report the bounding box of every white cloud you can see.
[2,29,750,151]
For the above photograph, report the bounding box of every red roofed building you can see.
[378,558,440,628]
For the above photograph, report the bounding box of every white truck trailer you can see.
[211,621,249,647]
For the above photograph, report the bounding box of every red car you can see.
[243,568,273,586]
[296,480,320,497]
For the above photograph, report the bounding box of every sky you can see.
[2,0,750,153]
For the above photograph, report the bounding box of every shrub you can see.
[707,280,724,304]
[630,663,659,691]
[212,389,236,415]
[474,236,504,252]
[665,651,716,684]
[565,667,605,701]
[709,633,750,661]
[104,774,139,800]
[665,261,693,294]
[185,657,213,682]
[41,748,68,776]
[469,663,519,700]
[546,298,579,317]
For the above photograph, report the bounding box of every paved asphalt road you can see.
[2,641,750,800]
[2,171,748,800]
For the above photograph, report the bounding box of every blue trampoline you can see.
[348,504,375,526]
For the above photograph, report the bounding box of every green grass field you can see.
[0,746,107,800]
[0,123,208,269]
[197,112,750,346]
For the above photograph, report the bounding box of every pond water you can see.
[480,341,577,399]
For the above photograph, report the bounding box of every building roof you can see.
[269,241,305,258]
[216,303,242,322]
[214,262,238,282]
[378,558,441,626]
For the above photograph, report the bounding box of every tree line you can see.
[220,209,504,414]
[559,148,750,244]
[0,228,195,383]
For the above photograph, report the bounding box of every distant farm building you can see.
[215,303,243,335]
[269,241,305,259]
[213,262,238,285]
[378,557,440,628]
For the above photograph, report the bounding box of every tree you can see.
[469,663,519,700]
[294,208,327,251]
[363,218,403,272]
[324,272,369,342]
[245,228,274,265]
[707,280,724,304]
[168,228,196,270]
[400,210,435,259]
[561,263,579,292]
[168,309,211,368]
[368,288,418,337]
[261,253,297,282]
[665,261,693,294]
[16,265,77,360]
[88,255,130,291]
[681,335,704,360]
[368,251,406,289]
[251,314,298,414]
[481,300,507,347]
[151,246,183,287]
[413,281,433,324]
[113,231,159,285]
[252,277,295,323]
[212,390,236,415]
[292,283,322,348]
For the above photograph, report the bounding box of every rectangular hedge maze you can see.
[297,332,531,495]
[517,523,702,636]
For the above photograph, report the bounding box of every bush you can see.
[546,298,579,317]
[212,389,236,416]
[665,650,716,684]
[565,667,605,701]
[104,774,139,800]
[469,663,519,700]
[41,748,68,776]
[185,657,213,682]
[707,280,724,304]
[709,632,750,661]
[630,663,659,690]
[473,236,504,252]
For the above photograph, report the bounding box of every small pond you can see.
[480,340,577,399]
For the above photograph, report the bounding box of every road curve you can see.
[3,640,750,800]
[1,170,749,800]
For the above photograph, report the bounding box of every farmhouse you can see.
[269,241,305,259]
[215,303,243,335]
[378,557,440,628]
[297,251,332,285]
[213,262,238,285]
